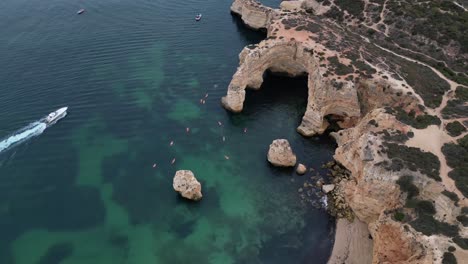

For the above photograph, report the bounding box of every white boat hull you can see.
[45,107,68,125]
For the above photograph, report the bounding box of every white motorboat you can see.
[45,107,68,125]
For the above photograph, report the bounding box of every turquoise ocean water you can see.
[0,0,336,263]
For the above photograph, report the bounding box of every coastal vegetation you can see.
[335,0,364,19]
[381,129,410,143]
[409,207,459,237]
[453,236,468,249]
[386,0,468,54]
[442,190,459,203]
[446,121,466,137]
[382,143,441,181]
[393,211,405,222]
[456,214,468,227]
[442,135,468,196]
[386,58,450,108]
[385,107,441,129]
[442,86,468,118]
[442,252,457,264]
[396,175,419,200]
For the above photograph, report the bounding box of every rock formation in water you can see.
[296,163,307,174]
[267,139,297,167]
[173,170,202,201]
[225,0,468,263]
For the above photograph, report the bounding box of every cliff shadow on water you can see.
[231,14,267,41]
[229,71,337,263]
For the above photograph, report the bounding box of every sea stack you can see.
[267,139,297,167]
[173,170,202,201]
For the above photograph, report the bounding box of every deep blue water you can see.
[0,0,336,263]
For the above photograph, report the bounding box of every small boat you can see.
[77,9,85,15]
[195,14,202,21]
[45,107,68,125]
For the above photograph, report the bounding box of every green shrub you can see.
[382,129,409,143]
[394,108,441,129]
[328,56,354,76]
[442,136,468,196]
[397,175,420,199]
[384,143,441,181]
[416,200,436,215]
[335,0,364,18]
[456,215,468,227]
[325,6,344,22]
[410,214,459,237]
[453,236,468,250]
[394,212,405,222]
[442,87,468,118]
[385,57,450,107]
[448,246,456,252]
[442,190,459,203]
[462,207,468,214]
[442,252,457,264]
[459,134,468,148]
[455,86,468,101]
[446,121,466,137]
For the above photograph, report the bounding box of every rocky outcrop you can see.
[173,170,202,201]
[230,0,274,30]
[267,139,297,167]
[371,216,429,263]
[296,163,307,174]
[221,39,361,136]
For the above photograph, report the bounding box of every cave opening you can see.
[242,70,309,125]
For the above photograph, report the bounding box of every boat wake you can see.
[0,121,47,154]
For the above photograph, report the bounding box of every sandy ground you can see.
[406,125,468,206]
[328,219,373,264]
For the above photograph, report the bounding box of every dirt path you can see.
[371,43,467,202]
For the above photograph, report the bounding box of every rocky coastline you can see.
[224,0,468,263]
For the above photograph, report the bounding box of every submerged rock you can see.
[267,139,297,167]
[173,170,202,201]
[296,163,307,175]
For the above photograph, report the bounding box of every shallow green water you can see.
[0,0,336,263]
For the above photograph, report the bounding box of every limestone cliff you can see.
[224,0,468,263]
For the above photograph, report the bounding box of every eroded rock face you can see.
[330,109,455,263]
[371,216,429,264]
[267,139,297,167]
[173,170,202,201]
[230,0,274,29]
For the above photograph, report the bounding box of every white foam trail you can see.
[0,121,47,153]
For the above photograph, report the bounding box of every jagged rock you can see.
[296,163,307,175]
[267,139,297,167]
[230,0,273,30]
[173,170,202,201]
[322,184,335,194]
